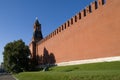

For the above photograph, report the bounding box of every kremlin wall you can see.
[29,0,120,66]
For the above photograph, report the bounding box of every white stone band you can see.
[57,56,120,66]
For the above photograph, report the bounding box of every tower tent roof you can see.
[34,18,40,26]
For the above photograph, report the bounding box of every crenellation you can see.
[61,25,64,30]
[45,36,47,41]
[98,0,106,6]
[50,33,52,38]
[54,30,56,36]
[48,34,50,39]
[72,16,75,24]
[57,28,59,34]
[49,34,51,39]
[62,24,64,30]
[71,18,73,25]
[78,12,81,19]
[51,32,53,37]
[98,0,102,6]
[75,15,77,22]
[80,10,84,19]
[102,0,106,5]
[29,0,120,65]
[53,30,55,36]
[86,7,89,15]
[91,1,95,12]
[54,30,56,35]
[52,32,54,37]
[37,0,106,45]
[89,5,92,13]
[59,27,61,32]
[83,9,86,17]
[53,31,55,36]
[64,23,66,29]
[95,1,98,9]
[86,5,92,14]
[52,31,54,37]
[67,20,70,27]
[44,37,46,41]
[44,38,46,41]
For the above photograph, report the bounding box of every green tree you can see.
[3,39,31,73]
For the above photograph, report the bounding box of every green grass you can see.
[15,61,120,80]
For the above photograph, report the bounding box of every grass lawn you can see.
[14,61,120,80]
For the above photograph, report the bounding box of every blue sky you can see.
[0,0,94,64]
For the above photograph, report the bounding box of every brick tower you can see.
[29,18,43,63]
[32,18,43,42]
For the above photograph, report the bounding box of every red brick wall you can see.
[35,0,120,63]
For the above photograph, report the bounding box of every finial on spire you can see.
[34,17,40,26]
[36,17,38,20]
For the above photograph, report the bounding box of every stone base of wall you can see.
[57,56,120,66]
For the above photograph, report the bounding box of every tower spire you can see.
[32,18,43,42]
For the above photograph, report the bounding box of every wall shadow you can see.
[36,47,56,66]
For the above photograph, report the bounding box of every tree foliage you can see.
[3,39,31,73]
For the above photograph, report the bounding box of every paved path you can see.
[0,73,16,80]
